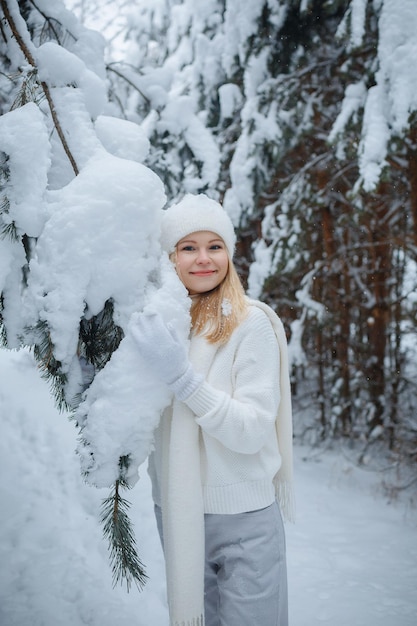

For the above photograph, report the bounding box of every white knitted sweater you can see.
[150,303,284,514]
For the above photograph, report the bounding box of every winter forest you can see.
[0,0,417,618]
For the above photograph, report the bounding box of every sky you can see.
[1,347,416,626]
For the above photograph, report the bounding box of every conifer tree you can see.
[104,0,417,476]
[0,0,177,589]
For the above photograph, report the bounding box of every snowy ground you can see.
[0,347,416,626]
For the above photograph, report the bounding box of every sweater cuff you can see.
[169,364,204,402]
[183,380,225,417]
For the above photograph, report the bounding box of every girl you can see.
[131,193,294,626]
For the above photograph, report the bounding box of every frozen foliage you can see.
[94,116,150,163]
[90,0,293,210]
[159,96,220,190]
[360,0,417,189]
[328,81,367,156]
[101,0,417,220]
[222,0,269,74]
[0,0,190,490]
[64,0,417,218]
[334,0,417,190]
[28,0,108,80]
[336,0,368,48]
[218,83,243,120]
[22,154,166,364]
[0,104,49,239]
[0,104,51,345]
[36,42,107,118]
[75,255,190,488]
[377,0,417,131]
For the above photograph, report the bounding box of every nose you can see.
[196,248,211,264]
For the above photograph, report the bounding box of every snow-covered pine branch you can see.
[0,0,191,589]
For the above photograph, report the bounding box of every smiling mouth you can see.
[191,270,216,276]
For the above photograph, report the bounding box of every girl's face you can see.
[175,230,229,295]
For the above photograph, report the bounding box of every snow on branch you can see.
[0,0,79,175]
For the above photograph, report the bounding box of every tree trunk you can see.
[363,185,391,432]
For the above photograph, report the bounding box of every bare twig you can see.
[106,63,151,106]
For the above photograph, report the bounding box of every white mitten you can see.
[130,312,203,401]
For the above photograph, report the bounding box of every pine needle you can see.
[101,478,148,592]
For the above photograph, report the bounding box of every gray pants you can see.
[155,502,288,626]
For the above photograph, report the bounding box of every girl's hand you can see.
[130,312,203,400]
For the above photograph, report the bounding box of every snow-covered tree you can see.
[0,0,191,588]
[96,0,417,470]
[2,0,416,559]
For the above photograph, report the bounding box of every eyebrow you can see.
[179,238,223,244]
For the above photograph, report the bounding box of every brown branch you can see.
[1,0,79,175]
[28,0,65,45]
[40,80,79,174]
[106,63,151,106]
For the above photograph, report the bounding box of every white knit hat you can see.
[160,193,236,258]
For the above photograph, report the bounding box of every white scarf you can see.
[248,299,295,523]
[160,300,294,625]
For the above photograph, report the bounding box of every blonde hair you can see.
[189,259,248,344]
